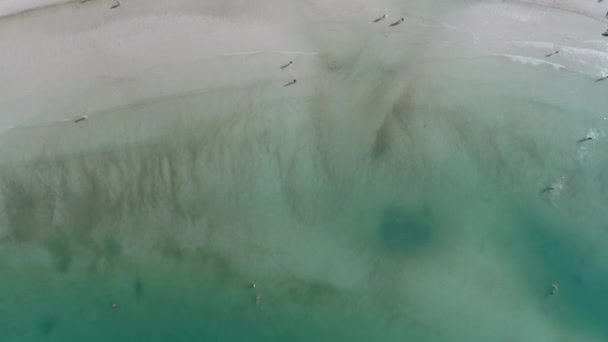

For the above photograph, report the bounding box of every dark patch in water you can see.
[1,172,55,242]
[371,117,390,160]
[104,236,122,258]
[509,209,608,337]
[134,278,144,297]
[380,207,432,251]
[45,233,72,273]
[38,315,57,337]
[161,238,185,260]
[197,250,233,279]
[284,277,341,306]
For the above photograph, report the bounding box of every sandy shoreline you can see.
[1,0,608,341]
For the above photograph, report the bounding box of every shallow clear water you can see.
[1,0,608,341]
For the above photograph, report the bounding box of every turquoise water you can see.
[1,0,608,341]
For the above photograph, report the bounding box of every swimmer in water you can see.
[255,295,261,304]
[112,303,118,308]
[541,185,556,193]
[280,61,293,70]
[74,115,88,123]
[373,14,388,23]
[111,1,121,9]
[550,284,558,296]
[250,283,256,289]
[595,75,608,82]
[577,136,594,143]
[390,18,404,27]
[284,79,297,87]
[545,50,559,57]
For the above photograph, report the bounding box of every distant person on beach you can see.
[284,79,297,87]
[74,115,88,123]
[390,18,405,27]
[111,1,121,9]
[602,29,608,37]
[374,14,388,23]
[545,50,559,58]
[280,61,293,70]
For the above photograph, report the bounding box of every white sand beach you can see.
[0,0,608,341]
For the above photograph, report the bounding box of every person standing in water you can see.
[549,284,558,296]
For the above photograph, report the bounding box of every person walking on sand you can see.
[390,18,404,27]
[545,50,559,58]
[74,115,88,123]
[374,14,388,23]
[280,61,293,70]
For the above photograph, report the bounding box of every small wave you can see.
[512,41,555,49]
[560,46,608,70]
[272,50,318,56]
[493,9,546,23]
[498,54,566,69]
[576,146,589,161]
[221,51,261,57]
[561,46,608,59]
[583,40,608,49]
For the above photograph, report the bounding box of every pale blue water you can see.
[1,0,608,341]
